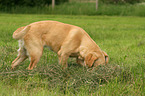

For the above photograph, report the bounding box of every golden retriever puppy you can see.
[12,21,108,70]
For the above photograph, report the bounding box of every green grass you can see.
[0,2,145,16]
[0,14,145,95]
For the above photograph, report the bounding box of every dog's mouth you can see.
[91,59,106,68]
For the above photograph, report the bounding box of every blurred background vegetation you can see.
[0,0,145,16]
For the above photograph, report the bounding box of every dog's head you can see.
[85,51,109,68]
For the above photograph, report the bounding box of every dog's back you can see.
[24,21,85,52]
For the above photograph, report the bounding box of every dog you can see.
[12,21,109,70]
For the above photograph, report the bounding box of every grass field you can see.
[0,14,145,96]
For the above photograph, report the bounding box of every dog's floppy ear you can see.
[85,53,98,68]
[102,51,109,64]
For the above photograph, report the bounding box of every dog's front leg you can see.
[58,54,69,69]
[76,57,85,66]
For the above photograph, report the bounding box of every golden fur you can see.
[12,21,108,70]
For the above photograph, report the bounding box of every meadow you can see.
[0,14,145,96]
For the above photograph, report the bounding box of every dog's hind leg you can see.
[11,56,27,69]
[27,48,43,70]
[24,41,43,70]
[12,55,20,64]
[11,48,28,69]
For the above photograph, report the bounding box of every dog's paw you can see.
[11,66,16,70]
[27,67,33,70]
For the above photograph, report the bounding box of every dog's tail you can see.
[13,25,31,40]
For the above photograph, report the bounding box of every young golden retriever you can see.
[12,21,108,70]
